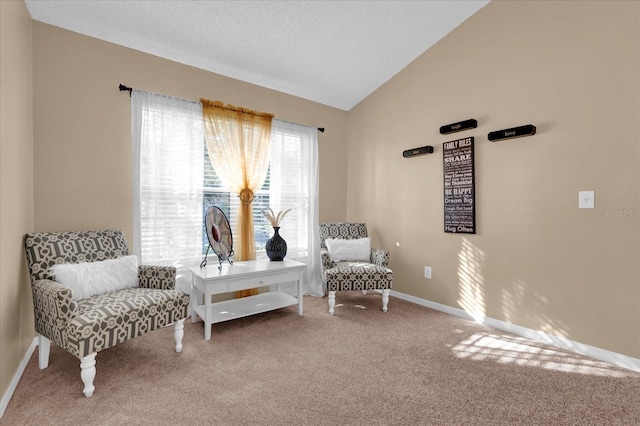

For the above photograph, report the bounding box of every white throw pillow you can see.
[324,237,371,262]
[50,255,139,301]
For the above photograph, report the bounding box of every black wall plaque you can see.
[488,124,536,142]
[440,119,478,135]
[403,145,434,158]
[443,137,475,234]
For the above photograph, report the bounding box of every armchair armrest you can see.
[370,248,390,268]
[138,265,177,290]
[320,249,333,271]
[31,279,77,346]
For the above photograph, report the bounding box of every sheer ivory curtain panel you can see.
[131,90,204,269]
[269,119,323,297]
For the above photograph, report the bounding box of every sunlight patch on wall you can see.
[538,320,570,340]
[452,332,631,378]
[501,278,570,340]
[500,279,526,324]
[457,237,486,322]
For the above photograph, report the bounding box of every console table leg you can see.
[204,288,212,340]
[191,276,197,323]
[297,276,304,315]
[205,321,212,340]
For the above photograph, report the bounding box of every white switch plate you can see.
[424,266,432,279]
[579,191,595,209]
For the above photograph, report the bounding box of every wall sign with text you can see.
[443,137,475,234]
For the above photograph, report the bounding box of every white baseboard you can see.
[0,337,38,419]
[390,290,640,373]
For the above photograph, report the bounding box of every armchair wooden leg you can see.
[174,319,185,353]
[80,353,96,397]
[382,289,390,312]
[38,335,51,369]
[328,291,336,315]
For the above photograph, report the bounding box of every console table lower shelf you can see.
[192,292,299,324]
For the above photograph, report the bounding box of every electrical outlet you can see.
[424,266,432,279]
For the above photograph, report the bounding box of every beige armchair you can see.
[24,230,190,397]
[319,223,393,315]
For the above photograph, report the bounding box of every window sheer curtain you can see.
[269,119,323,296]
[201,99,273,263]
[131,90,204,273]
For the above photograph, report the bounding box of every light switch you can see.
[579,191,595,209]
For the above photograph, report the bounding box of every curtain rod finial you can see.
[317,127,325,133]
[119,84,132,97]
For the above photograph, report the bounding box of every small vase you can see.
[265,227,287,261]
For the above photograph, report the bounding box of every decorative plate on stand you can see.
[201,206,234,270]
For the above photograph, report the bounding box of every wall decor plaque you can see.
[402,145,434,158]
[488,124,536,142]
[440,119,478,135]
[443,137,475,234]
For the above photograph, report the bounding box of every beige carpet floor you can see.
[3,292,639,425]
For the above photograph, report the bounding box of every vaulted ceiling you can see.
[25,0,489,111]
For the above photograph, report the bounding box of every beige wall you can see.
[0,0,35,404]
[348,0,640,358]
[3,0,639,406]
[32,22,349,240]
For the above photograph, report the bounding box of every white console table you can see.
[189,259,305,340]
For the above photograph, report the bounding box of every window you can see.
[202,145,271,255]
[132,94,323,296]
[201,120,320,262]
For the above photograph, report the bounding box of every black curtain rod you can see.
[119,83,325,133]
[119,84,132,96]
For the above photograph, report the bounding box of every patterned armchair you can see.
[319,223,393,315]
[24,230,190,397]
